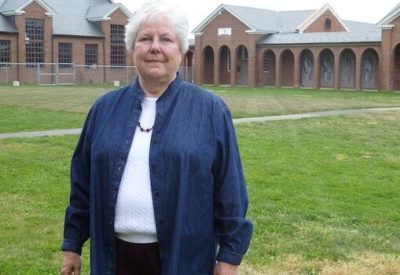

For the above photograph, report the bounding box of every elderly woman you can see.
[60,1,252,274]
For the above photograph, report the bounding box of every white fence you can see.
[0,63,194,85]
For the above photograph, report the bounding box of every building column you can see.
[380,26,394,91]
[355,53,361,91]
[313,55,319,89]
[333,53,340,90]
[293,52,300,88]
[230,46,237,86]
[194,33,203,85]
[214,48,220,85]
[247,45,256,87]
[275,50,281,87]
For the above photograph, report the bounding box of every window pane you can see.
[0,40,11,66]
[58,42,72,68]
[25,18,44,67]
[110,24,125,66]
[85,44,98,67]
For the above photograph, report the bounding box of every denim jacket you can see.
[62,75,252,274]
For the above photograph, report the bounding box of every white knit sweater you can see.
[114,97,158,243]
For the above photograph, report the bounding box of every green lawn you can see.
[238,112,400,274]
[0,85,399,274]
[2,85,400,132]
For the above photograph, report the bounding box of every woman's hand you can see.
[60,251,81,275]
[214,261,239,275]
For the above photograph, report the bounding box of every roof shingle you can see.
[0,0,131,37]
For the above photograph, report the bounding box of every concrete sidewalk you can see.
[1,107,400,139]
[232,106,400,124]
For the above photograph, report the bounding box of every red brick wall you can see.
[304,11,347,33]
[53,37,104,65]
[194,7,394,89]
[53,37,104,84]
[0,5,136,84]
[194,9,263,86]
[0,33,17,63]
[255,44,381,90]
[11,2,53,83]
[23,2,53,63]
[380,17,400,91]
[102,9,130,66]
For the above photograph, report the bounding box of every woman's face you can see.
[133,16,182,85]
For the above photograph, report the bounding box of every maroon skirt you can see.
[116,238,161,275]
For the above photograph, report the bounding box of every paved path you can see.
[1,107,400,139]
[233,106,400,123]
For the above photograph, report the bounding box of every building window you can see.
[0,40,11,67]
[324,18,332,31]
[25,18,44,67]
[58,43,72,68]
[110,24,125,67]
[85,44,98,68]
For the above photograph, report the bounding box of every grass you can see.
[1,85,400,132]
[208,86,400,118]
[0,106,85,133]
[0,85,400,274]
[238,112,400,273]
[0,136,91,274]
[0,85,110,133]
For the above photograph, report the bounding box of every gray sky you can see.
[116,0,399,34]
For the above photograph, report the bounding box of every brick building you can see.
[193,3,400,91]
[0,0,196,85]
[0,0,133,84]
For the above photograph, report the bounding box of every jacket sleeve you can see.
[61,107,95,255]
[212,100,253,265]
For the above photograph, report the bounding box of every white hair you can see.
[125,1,189,55]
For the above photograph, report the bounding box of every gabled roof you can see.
[86,3,131,22]
[0,0,132,37]
[46,0,104,37]
[297,3,349,33]
[377,2,400,26]
[192,4,324,35]
[192,3,381,46]
[259,30,381,45]
[259,21,380,45]
[0,0,55,16]
[192,4,279,34]
[277,10,315,33]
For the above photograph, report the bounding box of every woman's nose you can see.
[150,38,161,53]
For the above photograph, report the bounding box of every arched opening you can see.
[262,50,276,86]
[300,50,314,87]
[361,49,379,90]
[320,49,334,88]
[236,45,248,85]
[202,46,214,84]
[182,50,194,82]
[281,50,294,87]
[219,45,231,85]
[339,49,356,89]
